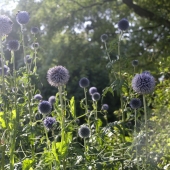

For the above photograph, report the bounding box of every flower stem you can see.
[143,95,148,168]
[135,109,140,170]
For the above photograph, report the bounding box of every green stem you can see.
[84,88,90,126]
[135,109,140,170]
[143,95,148,168]
[104,41,111,62]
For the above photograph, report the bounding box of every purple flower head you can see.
[132,60,138,67]
[132,72,155,94]
[7,40,20,51]
[24,55,32,64]
[43,117,56,129]
[100,34,108,42]
[79,77,90,88]
[0,65,10,75]
[130,98,141,109]
[0,15,13,36]
[89,87,97,95]
[31,42,39,50]
[31,27,39,34]
[34,94,42,101]
[48,96,56,105]
[78,125,90,138]
[38,101,52,114]
[16,11,29,25]
[101,104,109,110]
[118,18,129,31]
[92,92,100,101]
[47,66,69,87]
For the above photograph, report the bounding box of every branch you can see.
[122,0,170,27]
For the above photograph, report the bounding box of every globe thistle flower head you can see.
[38,101,52,114]
[102,104,109,110]
[7,40,20,51]
[79,77,90,88]
[43,117,56,129]
[92,92,100,101]
[100,34,108,42]
[34,94,42,101]
[31,42,39,50]
[35,113,43,121]
[78,125,90,138]
[132,72,155,94]
[31,27,39,34]
[130,98,142,109]
[0,65,10,75]
[48,96,56,105]
[132,60,138,67]
[24,55,32,64]
[47,65,69,87]
[0,15,13,36]
[89,87,97,95]
[118,18,129,31]
[16,11,30,25]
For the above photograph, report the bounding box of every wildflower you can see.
[132,60,138,67]
[35,113,43,121]
[34,94,42,101]
[118,18,129,31]
[130,98,141,109]
[92,92,100,101]
[89,87,97,95]
[78,125,90,138]
[0,15,13,36]
[132,72,155,94]
[31,27,39,34]
[100,34,108,42]
[24,55,32,64]
[101,104,109,110]
[0,65,10,75]
[47,66,69,87]
[79,77,90,88]
[43,117,56,129]
[16,11,29,25]
[31,42,39,50]
[38,101,52,114]
[48,96,56,105]
[7,40,20,51]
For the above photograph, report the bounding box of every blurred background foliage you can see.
[1,0,170,121]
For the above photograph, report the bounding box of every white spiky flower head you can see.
[0,15,13,36]
[47,65,69,87]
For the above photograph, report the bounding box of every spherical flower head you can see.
[118,18,129,31]
[34,94,42,101]
[101,104,109,110]
[78,125,90,138]
[132,72,155,94]
[92,92,100,101]
[31,27,39,34]
[16,11,29,25]
[31,42,39,50]
[0,65,10,75]
[7,40,20,51]
[100,34,108,42]
[24,55,32,64]
[47,65,69,87]
[79,77,90,88]
[48,96,56,105]
[132,60,138,67]
[38,101,52,114]
[0,15,13,36]
[89,87,97,95]
[43,117,56,129]
[130,98,141,109]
